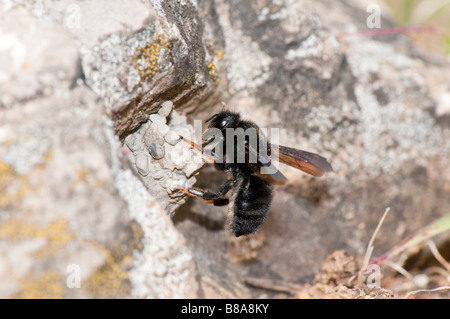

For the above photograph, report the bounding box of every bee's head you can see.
[205,110,239,131]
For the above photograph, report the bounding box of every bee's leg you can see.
[171,179,235,206]
[170,187,229,206]
[179,135,218,164]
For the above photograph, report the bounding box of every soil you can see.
[243,248,450,299]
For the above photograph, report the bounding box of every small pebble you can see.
[165,130,180,146]
[125,134,144,152]
[152,170,164,180]
[157,123,170,136]
[135,152,149,176]
[158,101,173,117]
[149,114,166,125]
[413,274,429,289]
[148,143,165,160]
[170,142,189,169]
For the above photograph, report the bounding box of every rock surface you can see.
[0,0,204,299]
[0,0,449,298]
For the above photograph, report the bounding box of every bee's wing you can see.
[258,168,288,185]
[245,138,288,185]
[271,144,334,177]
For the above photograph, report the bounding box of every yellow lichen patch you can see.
[3,137,14,146]
[130,220,144,251]
[41,219,74,245]
[0,161,28,208]
[35,220,76,258]
[0,217,74,246]
[74,168,89,184]
[94,178,104,188]
[208,62,220,85]
[215,48,224,60]
[15,270,64,299]
[0,151,51,210]
[133,33,168,84]
[71,167,104,189]
[0,161,15,207]
[71,168,92,191]
[206,41,224,61]
[270,5,281,14]
[43,150,52,161]
[83,244,130,298]
[205,42,222,85]
[82,220,145,297]
[17,175,29,202]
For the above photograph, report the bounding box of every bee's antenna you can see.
[205,113,219,123]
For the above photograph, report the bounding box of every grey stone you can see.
[148,143,165,160]
[165,130,181,146]
[135,152,150,176]
[158,101,174,117]
[157,123,171,137]
[149,114,166,126]
[125,134,144,152]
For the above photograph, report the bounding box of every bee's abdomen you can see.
[230,175,272,237]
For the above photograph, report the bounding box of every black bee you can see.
[172,109,333,237]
